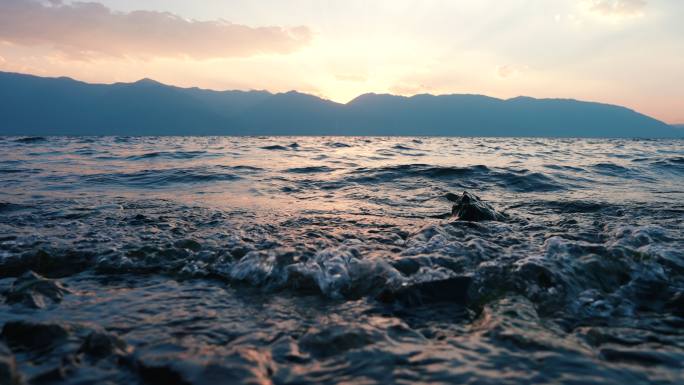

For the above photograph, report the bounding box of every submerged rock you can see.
[377,276,471,306]
[665,292,684,317]
[4,271,71,309]
[78,331,130,359]
[0,343,21,385]
[472,296,569,351]
[446,191,505,221]
[136,346,275,385]
[299,326,379,358]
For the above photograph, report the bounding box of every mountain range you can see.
[0,71,681,138]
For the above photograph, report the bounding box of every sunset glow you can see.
[0,0,682,123]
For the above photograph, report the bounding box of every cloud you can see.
[0,56,5,65]
[587,0,647,17]
[496,65,528,79]
[0,0,312,60]
[497,65,517,78]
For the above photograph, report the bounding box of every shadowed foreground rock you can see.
[0,343,21,385]
[377,276,472,306]
[1,321,70,351]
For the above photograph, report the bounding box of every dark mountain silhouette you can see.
[0,71,680,137]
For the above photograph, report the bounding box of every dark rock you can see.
[0,343,21,385]
[138,364,190,385]
[391,259,421,276]
[377,276,471,306]
[229,246,250,260]
[0,249,92,279]
[1,321,69,351]
[4,271,71,309]
[600,348,682,367]
[391,256,464,277]
[446,191,505,221]
[173,239,202,252]
[136,347,275,385]
[665,292,684,317]
[78,331,129,359]
[284,267,321,294]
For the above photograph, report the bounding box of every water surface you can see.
[1,136,683,384]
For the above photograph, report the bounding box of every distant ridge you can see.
[0,71,680,138]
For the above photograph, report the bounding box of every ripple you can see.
[346,164,564,192]
[285,166,337,174]
[0,136,683,384]
[80,167,241,188]
[125,150,214,160]
[13,136,47,144]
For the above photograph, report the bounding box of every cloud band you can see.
[0,0,312,60]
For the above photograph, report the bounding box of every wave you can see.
[125,150,215,160]
[80,167,241,188]
[651,156,684,175]
[531,199,614,213]
[0,168,41,174]
[2,203,679,322]
[13,136,47,144]
[261,143,299,151]
[1,136,683,384]
[392,144,419,151]
[285,166,337,174]
[325,142,352,148]
[591,162,634,175]
[0,202,30,213]
[345,164,564,192]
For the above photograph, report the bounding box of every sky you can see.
[0,0,682,123]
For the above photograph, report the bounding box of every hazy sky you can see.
[0,0,682,123]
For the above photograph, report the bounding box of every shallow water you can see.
[0,136,683,384]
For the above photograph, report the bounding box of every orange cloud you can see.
[0,0,312,60]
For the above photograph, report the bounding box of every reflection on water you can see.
[0,136,683,384]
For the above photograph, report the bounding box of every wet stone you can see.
[78,331,129,359]
[1,321,70,351]
[377,276,471,307]
[174,239,202,252]
[137,363,190,385]
[4,271,71,309]
[447,191,505,221]
[391,259,421,276]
